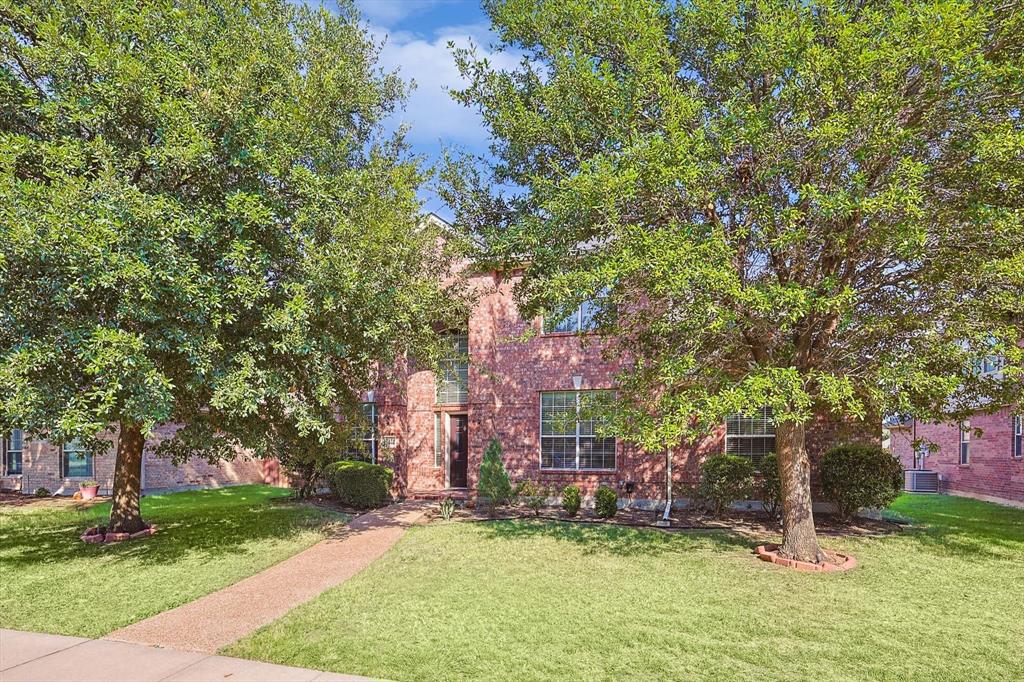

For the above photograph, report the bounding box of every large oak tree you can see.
[0,0,457,533]
[444,0,1023,562]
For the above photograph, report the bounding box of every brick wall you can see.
[380,269,879,504]
[889,406,1023,505]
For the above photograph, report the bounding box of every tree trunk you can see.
[108,421,147,534]
[776,420,827,563]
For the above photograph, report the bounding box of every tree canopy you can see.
[444,0,1023,560]
[0,0,459,528]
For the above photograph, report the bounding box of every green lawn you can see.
[227,494,1024,682]
[0,485,346,638]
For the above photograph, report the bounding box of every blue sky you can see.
[340,1,519,219]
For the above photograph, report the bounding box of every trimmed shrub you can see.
[477,438,513,515]
[698,454,755,516]
[758,453,782,520]
[34,487,50,498]
[515,480,550,516]
[820,443,904,522]
[324,460,393,509]
[595,485,618,519]
[561,485,581,517]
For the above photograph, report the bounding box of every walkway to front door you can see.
[449,414,469,488]
[105,502,430,654]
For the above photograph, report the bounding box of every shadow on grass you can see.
[478,518,752,557]
[0,486,343,570]
[890,494,1024,560]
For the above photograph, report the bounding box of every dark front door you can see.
[449,415,469,488]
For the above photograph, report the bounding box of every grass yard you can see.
[0,485,346,638]
[227,494,1024,682]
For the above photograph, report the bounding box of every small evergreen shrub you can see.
[561,485,581,517]
[594,485,618,518]
[515,480,550,516]
[34,487,50,497]
[438,496,456,521]
[324,460,393,509]
[698,454,755,516]
[477,438,513,515]
[820,443,904,522]
[758,453,782,520]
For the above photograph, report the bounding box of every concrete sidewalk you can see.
[0,629,376,681]
[106,502,430,654]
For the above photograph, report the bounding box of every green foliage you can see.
[439,497,456,521]
[594,485,618,519]
[698,455,755,517]
[561,485,582,517]
[477,438,513,514]
[515,480,551,516]
[758,454,782,520]
[324,461,394,510]
[820,444,904,522]
[79,481,99,488]
[0,0,459,481]
[33,487,49,498]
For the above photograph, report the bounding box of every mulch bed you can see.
[427,504,903,538]
[0,490,109,510]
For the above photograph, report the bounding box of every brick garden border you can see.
[81,525,157,544]
[755,543,856,572]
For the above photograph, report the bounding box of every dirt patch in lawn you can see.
[0,490,108,511]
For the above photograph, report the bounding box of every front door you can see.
[449,415,468,488]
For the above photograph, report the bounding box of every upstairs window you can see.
[725,407,775,467]
[1014,415,1022,459]
[62,439,94,478]
[959,422,970,465]
[540,390,615,470]
[4,429,23,475]
[348,402,378,463]
[436,332,469,405]
[543,289,610,334]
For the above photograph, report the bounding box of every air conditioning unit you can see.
[905,469,939,493]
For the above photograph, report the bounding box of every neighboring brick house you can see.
[0,423,280,495]
[889,407,1024,507]
[362,262,878,508]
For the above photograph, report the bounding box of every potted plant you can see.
[79,480,100,500]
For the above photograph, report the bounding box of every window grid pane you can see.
[63,439,93,478]
[1014,415,1022,459]
[540,391,615,470]
[725,407,775,467]
[434,413,442,467]
[5,429,23,475]
[436,333,469,404]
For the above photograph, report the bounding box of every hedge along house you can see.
[0,423,282,496]
[363,224,880,509]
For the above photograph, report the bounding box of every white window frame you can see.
[436,332,469,405]
[539,390,616,471]
[959,421,970,465]
[361,402,377,464]
[724,407,776,466]
[3,429,23,475]
[542,289,610,334]
[433,413,443,468]
[1013,415,1022,460]
[61,439,94,479]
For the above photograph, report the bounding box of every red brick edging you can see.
[755,543,856,572]
[81,525,158,544]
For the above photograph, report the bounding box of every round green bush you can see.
[698,454,755,516]
[561,485,581,517]
[324,460,394,510]
[34,487,51,498]
[758,453,782,520]
[820,443,903,522]
[594,485,618,518]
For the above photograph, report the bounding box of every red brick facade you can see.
[0,423,280,495]
[371,269,879,507]
[889,405,1024,506]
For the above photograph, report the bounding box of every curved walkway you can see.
[105,502,430,654]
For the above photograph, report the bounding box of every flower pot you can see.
[79,484,100,500]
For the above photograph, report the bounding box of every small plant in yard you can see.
[34,487,50,497]
[698,455,755,517]
[324,461,393,510]
[595,486,618,519]
[477,438,513,516]
[758,454,782,521]
[438,497,456,521]
[820,444,904,523]
[515,480,550,516]
[561,485,581,517]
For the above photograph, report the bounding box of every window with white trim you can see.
[436,332,469,404]
[542,289,610,334]
[4,429,23,475]
[540,390,615,470]
[725,407,775,467]
[354,402,378,463]
[1013,415,1022,459]
[959,421,970,465]
[62,439,93,478]
[433,413,443,467]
